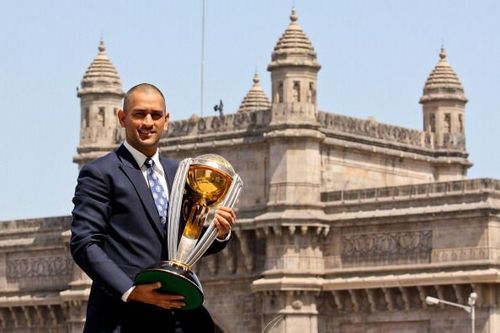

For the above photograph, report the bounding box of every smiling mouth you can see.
[138,130,156,137]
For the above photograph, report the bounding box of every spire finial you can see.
[439,46,447,60]
[253,72,260,84]
[290,8,298,22]
[98,39,106,53]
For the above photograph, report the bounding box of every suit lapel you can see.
[116,145,165,239]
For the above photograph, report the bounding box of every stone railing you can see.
[164,109,271,138]
[321,178,500,203]
[0,216,70,233]
[341,230,432,265]
[317,111,432,148]
[442,132,466,149]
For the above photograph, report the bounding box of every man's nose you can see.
[143,114,154,126]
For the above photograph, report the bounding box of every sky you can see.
[0,0,499,221]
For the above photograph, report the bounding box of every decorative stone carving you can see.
[7,256,73,279]
[341,230,432,264]
[366,289,376,312]
[0,304,64,330]
[347,290,359,313]
[417,286,428,309]
[291,299,303,310]
[432,247,489,263]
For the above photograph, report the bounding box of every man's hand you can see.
[214,207,236,240]
[128,282,185,310]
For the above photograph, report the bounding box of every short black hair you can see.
[123,83,166,112]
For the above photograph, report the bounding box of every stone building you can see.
[1,9,500,333]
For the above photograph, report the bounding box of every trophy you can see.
[135,154,243,310]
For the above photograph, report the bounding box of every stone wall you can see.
[1,178,500,332]
[0,217,77,332]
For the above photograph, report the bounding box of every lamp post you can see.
[425,292,477,333]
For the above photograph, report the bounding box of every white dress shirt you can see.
[123,140,169,199]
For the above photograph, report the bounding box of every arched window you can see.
[293,81,300,102]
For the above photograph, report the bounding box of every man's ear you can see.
[117,109,126,127]
[164,112,170,131]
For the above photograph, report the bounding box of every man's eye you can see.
[152,113,163,120]
[133,112,145,118]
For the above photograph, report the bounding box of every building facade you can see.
[1,9,500,333]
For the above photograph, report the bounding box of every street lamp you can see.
[425,292,477,333]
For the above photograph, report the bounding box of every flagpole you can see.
[200,0,206,117]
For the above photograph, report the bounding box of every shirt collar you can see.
[123,141,163,174]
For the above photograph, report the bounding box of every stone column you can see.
[59,230,91,333]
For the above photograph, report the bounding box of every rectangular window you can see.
[293,81,300,102]
[278,82,284,103]
[98,107,105,127]
[84,107,90,128]
[430,114,436,132]
[444,113,451,133]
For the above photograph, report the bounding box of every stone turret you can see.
[238,73,271,113]
[420,47,471,180]
[420,48,467,150]
[268,9,321,124]
[74,40,124,167]
[253,10,327,333]
[264,9,324,207]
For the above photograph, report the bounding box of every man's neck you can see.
[123,141,160,167]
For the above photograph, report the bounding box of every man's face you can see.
[118,90,169,157]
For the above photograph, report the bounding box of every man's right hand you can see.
[128,282,185,310]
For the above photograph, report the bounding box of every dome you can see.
[78,40,124,96]
[268,9,320,71]
[420,48,467,104]
[238,73,271,112]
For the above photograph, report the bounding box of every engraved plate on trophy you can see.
[135,154,243,310]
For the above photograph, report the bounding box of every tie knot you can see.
[144,158,155,169]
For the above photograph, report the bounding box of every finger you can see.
[216,211,235,226]
[214,215,231,232]
[217,207,236,219]
[145,282,162,291]
[162,301,185,310]
[215,224,230,240]
[162,294,185,301]
[169,301,186,309]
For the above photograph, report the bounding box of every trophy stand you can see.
[135,154,243,310]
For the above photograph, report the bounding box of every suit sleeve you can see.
[70,163,134,298]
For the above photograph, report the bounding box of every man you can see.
[71,83,236,332]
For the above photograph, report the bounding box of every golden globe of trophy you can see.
[135,154,243,310]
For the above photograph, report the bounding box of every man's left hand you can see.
[213,207,236,240]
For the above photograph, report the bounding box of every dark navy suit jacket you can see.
[70,145,226,332]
